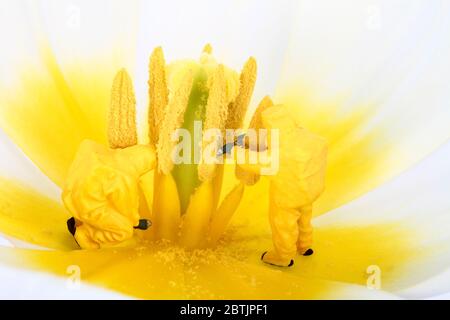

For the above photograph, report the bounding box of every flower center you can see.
[68,45,260,249]
[172,65,209,215]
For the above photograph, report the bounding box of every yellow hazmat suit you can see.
[62,140,156,249]
[237,105,327,267]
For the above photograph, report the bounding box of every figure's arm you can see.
[114,144,157,177]
[235,146,272,175]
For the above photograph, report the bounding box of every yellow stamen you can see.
[204,65,228,130]
[235,166,260,186]
[179,180,214,249]
[198,65,228,182]
[157,70,194,175]
[149,47,169,146]
[203,43,213,54]
[226,57,257,129]
[152,171,181,241]
[208,182,245,245]
[108,69,137,149]
[212,165,224,210]
[137,173,154,239]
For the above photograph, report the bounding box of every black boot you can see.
[134,219,152,230]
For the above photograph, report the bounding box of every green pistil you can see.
[172,67,209,215]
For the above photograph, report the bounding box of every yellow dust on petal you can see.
[0,171,421,298]
[0,207,420,299]
[276,85,391,216]
[0,51,111,187]
[0,178,77,250]
[0,239,398,299]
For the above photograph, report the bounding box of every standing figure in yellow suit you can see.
[236,104,327,267]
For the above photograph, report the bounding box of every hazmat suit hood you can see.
[261,105,298,130]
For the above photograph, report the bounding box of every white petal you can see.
[277,0,450,178]
[316,139,450,298]
[0,235,13,248]
[0,129,60,200]
[0,262,130,299]
[132,0,295,122]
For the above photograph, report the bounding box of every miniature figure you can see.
[236,104,327,267]
[63,140,156,249]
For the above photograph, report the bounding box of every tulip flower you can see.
[0,0,449,299]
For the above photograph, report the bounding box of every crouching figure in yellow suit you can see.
[236,104,327,267]
[62,140,156,249]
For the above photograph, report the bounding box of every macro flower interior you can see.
[0,0,450,300]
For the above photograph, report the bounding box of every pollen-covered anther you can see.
[198,64,228,182]
[108,68,137,149]
[149,47,169,146]
[226,57,257,129]
[157,70,194,175]
[203,43,213,54]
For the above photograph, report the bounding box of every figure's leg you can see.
[262,199,300,267]
[297,204,314,255]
